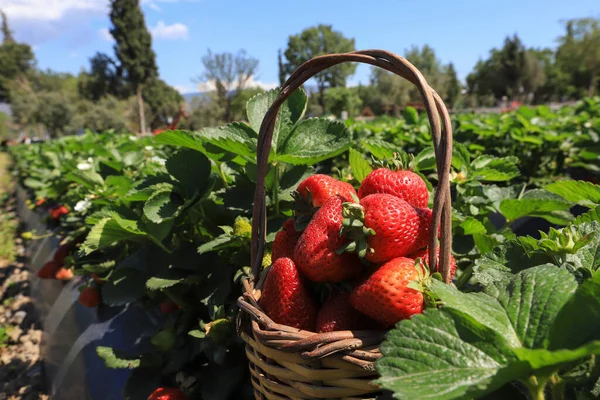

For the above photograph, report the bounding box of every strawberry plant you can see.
[5,92,600,399]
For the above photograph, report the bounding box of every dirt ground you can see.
[0,153,48,400]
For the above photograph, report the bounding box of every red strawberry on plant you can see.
[147,387,188,400]
[351,257,424,327]
[50,205,69,221]
[316,292,381,333]
[409,247,457,281]
[295,174,357,210]
[79,287,101,308]
[293,196,363,283]
[37,260,62,279]
[359,168,429,208]
[35,198,46,207]
[272,218,302,262]
[160,300,180,314]
[340,193,432,264]
[55,267,74,281]
[258,257,317,331]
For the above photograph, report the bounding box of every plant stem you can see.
[272,162,280,216]
[523,376,546,400]
[454,264,473,289]
[549,374,565,400]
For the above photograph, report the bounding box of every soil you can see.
[0,238,48,398]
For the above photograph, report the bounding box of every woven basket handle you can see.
[250,49,453,286]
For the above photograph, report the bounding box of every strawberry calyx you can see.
[291,189,319,231]
[337,202,375,259]
[407,258,443,309]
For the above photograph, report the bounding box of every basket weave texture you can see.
[237,49,454,400]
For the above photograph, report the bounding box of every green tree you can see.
[278,49,286,86]
[196,49,259,122]
[323,87,363,118]
[142,78,184,129]
[78,96,128,133]
[0,10,35,103]
[556,18,600,97]
[283,24,356,109]
[109,0,157,134]
[445,63,461,108]
[78,52,128,101]
[404,45,448,101]
[368,68,410,116]
[1,10,14,44]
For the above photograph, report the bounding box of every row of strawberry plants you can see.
[6,89,600,399]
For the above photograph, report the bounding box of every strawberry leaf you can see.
[348,147,372,183]
[96,346,141,369]
[545,180,600,208]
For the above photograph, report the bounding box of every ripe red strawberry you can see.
[147,387,188,400]
[294,196,363,282]
[35,198,46,207]
[160,300,180,314]
[409,247,457,281]
[296,174,357,208]
[258,257,317,330]
[357,194,432,264]
[50,205,69,220]
[316,292,381,332]
[37,260,62,279]
[351,257,424,327]
[272,218,302,262]
[359,168,429,208]
[55,268,74,281]
[79,287,101,308]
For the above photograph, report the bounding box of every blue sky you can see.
[2,0,599,94]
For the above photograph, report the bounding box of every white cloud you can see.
[97,28,112,42]
[150,21,189,40]
[2,0,108,21]
[196,76,278,92]
[173,84,197,94]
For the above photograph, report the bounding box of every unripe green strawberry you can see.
[258,257,317,330]
[21,231,33,240]
[351,257,424,327]
[359,168,429,208]
[233,216,251,237]
[294,196,363,283]
[272,218,301,262]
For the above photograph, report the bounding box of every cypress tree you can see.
[1,10,15,44]
[109,0,157,134]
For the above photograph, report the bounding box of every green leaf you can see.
[514,342,600,370]
[125,182,173,202]
[165,149,212,198]
[402,106,419,124]
[471,156,520,182]
[197,235,237,255]
[81,216,147,255]
[549,270,600,350]
[151,329,176,352]
[362,139,399,160]
[275,118,351,165]
[429,280,521,348]
[246,88,307,154]
[545,180,600,208]
[500,190,573,224]
[413,147,436,171]
[104,175,134,197]
[573,206,600,225]
[201,123,257,157]
[101,268,147,306]
[375,310,525,400]
[348,148,372,183]
[153,129,206,153]
[96,346,140,369]
[143,188,185,224]
[496,265,577,349]
[65,169,105,188]
[146,277,184,290]
[458,217,487,235]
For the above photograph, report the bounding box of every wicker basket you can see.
[237,49,454,400]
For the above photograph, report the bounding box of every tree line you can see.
[0,0,598,138]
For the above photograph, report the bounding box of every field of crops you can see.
[4,91,600,400]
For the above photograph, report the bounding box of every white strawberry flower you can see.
[150,156,166,166]
[77,162,92,170]
[74,198,91,212]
